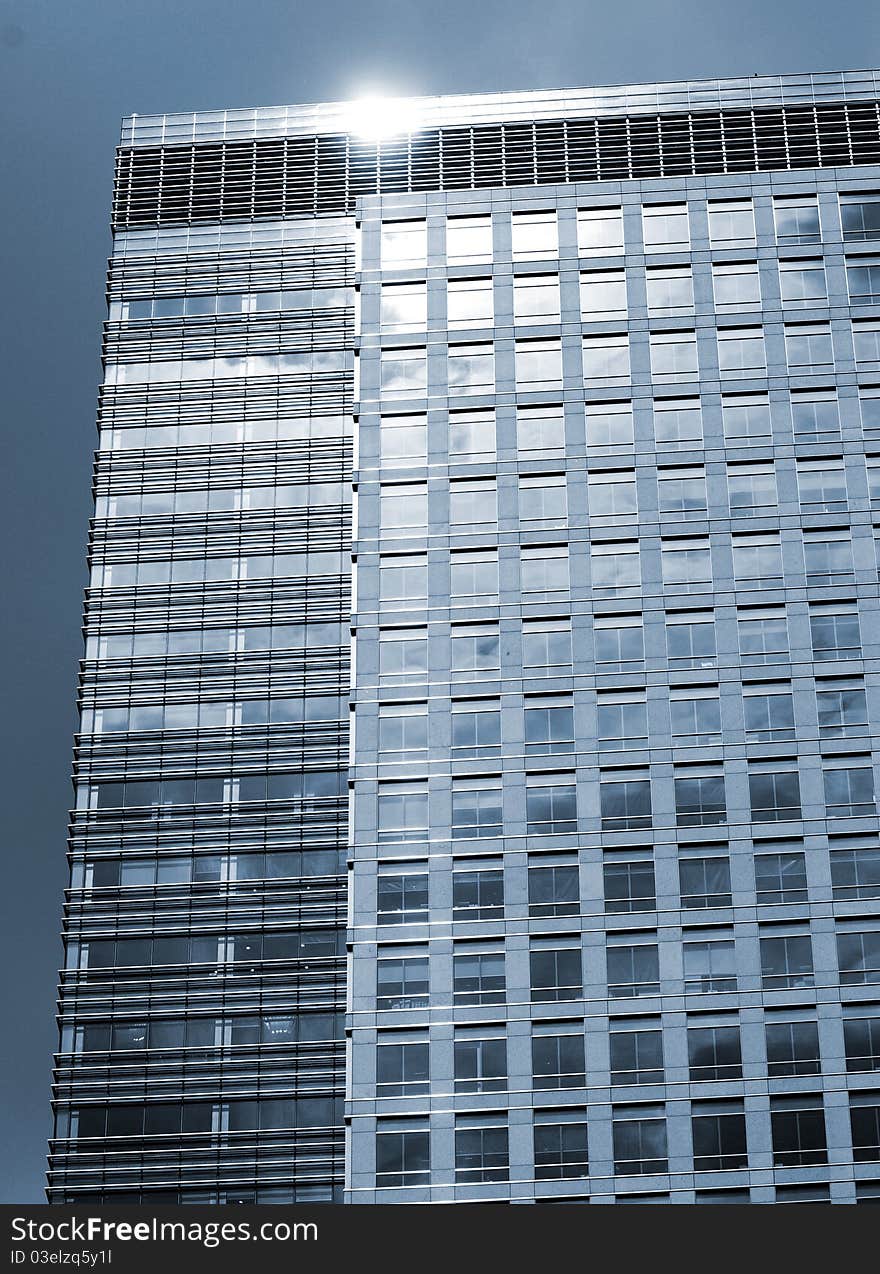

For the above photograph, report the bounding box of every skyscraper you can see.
[50,71,880,1203]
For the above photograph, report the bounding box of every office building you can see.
[50,70,880,1203]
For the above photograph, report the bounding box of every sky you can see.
[1,0,878,1204]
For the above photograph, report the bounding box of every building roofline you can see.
[119,66,880,148]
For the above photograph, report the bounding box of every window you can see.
[604,857,656,913]
[776,1185,830,1204]
[755,849,808,904]
[379,413,427,466]
[379,482,427,531]
[379,627,428,681]
[451,777,503,839]
[679,855,732,908]
[591,541,640,596]
[824,763,875,817]
[670,687,722,744]
[841,195,880,242]
[534,1110,589,1180]
[378,781,428,843]
[661,537,712,591]
[850,1095,880,1163]
[521,544,569,594]
[446,214,493,264]
[803,530,854,585]
[518,404,565,455]
[658,466,707,516]
[523,618,572,671]
[595,613,644,669]
[791,389,840,442]
[588,469,637,521]
[528,856,579,918]
[455,1117,509,1183]
[749,764,801,822]
[653,396,703,447]
[578,206,624,255]
[381,220,427,268]
[771,1097,827,1167]
[532,1027,586,1088]
[732,533,783,588]
[779,259,827,304]
[831,841,880,901]
[722,393,772,445]
[454,947,505,1005]
[816,678,868,738]
[451,623,500,675]
[376,1037,429,1096]
[515,338,563,389]
[380,281,427,331]
[717,326,766,375]
[527,774,580,835]
[708,199,754,245]
[381,346,427,397]
[453,866,504,921]
[760,931,814,990]
[454,1035,507,1092]
[785,321,833,372]
[765,1019,820,1077]
[585,400,634,449]
[580,269,627,318]
[743,683,795,742]
[838,930,880,986]
[683,937,736,993]
[692,1102,748,1171]
[582,333,630,380]
[713,262,761,311]
[613,1107,668,1175]
[797,458,847,513]
[379,702,428,758]
[377,954,429,1010]
[525,694,574,754]
[666,612,716,669]
[377,871,429,925]
[597,691,648,751]
[855,320,880,364]
[868,456,880,502]
[607,940,660,998]
[448,342,493,394]
[650,330,698,380]
[848,257,880,305]
[844,1014,880,1073]
[646,266,693,315]
[530,945,582,1002]
[727,462,777,516]
[450,548,498,597]
[774,195,821,245]
[449,477,497,525]
[688,1023,742,1081]
[447,278,493,329]
[514,274,561,324]
[738,608,789,665]
[448,408,495,457]
[376,1124,430,1187]
[600,772,651,830]
[642,203,689,252]
[512,210,557,260]
[610,1025,664,1084]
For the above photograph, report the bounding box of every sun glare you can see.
[347,94,422,141]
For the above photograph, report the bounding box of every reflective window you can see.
[380,220,427,268]
[577,206,624,255]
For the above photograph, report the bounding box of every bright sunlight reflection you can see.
[346,94,424,141]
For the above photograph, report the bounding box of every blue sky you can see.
[1,0,877,1201]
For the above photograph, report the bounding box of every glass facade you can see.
[50,69,880,1204]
